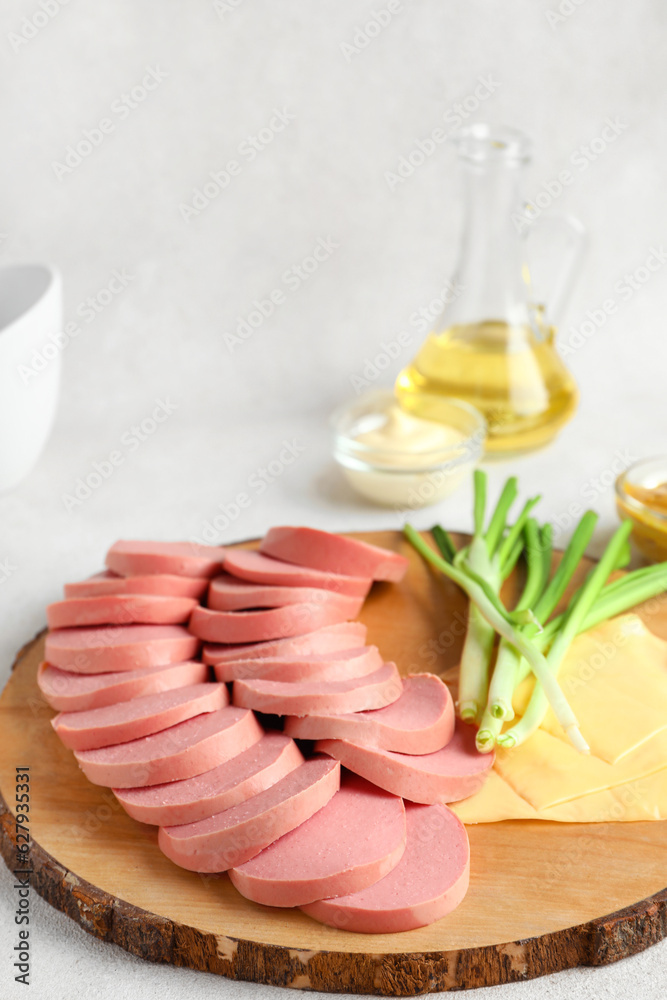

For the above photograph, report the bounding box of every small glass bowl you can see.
[616,456,667,563]
[331,389,486,509]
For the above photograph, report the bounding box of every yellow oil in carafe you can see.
[396,319,579,455]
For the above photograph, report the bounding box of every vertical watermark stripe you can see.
[13,766,31,986]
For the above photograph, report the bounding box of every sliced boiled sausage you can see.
[114,733,303,827]
[37,660,208,713]
[208,574,358,612]
[284,674,455,754]
[229,773,406,907]
[260,527,408,583]
[106,540,225,578]
[213,646,382,683]
[301,802,469,933]
[47,594,197,629]
[52,683,228,752]
[75,706,263,788]
[223,549,371,597]
[158,757,340,872]
[45,624,200,674]
[203,621,367,665]
[315,719,494,804]
[189,595,363,645]
[65,571,208,600]
[232,662,402,717]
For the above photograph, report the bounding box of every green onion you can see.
[456,472,497,722]
[498,520,633,749]
[533,511,598,623]
[473,468,487,537]
[476,706,503,753]
[432,525,457,564]
[408,472,667,759]
[496,496,541,571]
[484,476,518,556]
[404,524,589,753]
[487,519,544,720]
[511,562,667,687]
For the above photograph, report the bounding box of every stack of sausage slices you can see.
[39,527,493,934]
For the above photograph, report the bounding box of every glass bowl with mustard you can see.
[616,456,667,562]
[331,388,486,508]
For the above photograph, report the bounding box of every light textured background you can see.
[1,0,666,997]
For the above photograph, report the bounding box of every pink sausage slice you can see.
[37,660,208,712]
[208,574,358,612]
[189,596,364,645]
[260,527,408,583]
[233,662,402,717]
[52,682,228,751]
[213,646,383,683]
[106,540,225,578]
[302,802,469,933]
[45,624,200,675]
[65,571,208,600]
[284,674,455,755]
[158,757,340,872]
[315,719,494,804]
[223,549,371,598]
[203,622,367,665]
[230,773,406,907]
[47,594,197,629]
[75,706,263,787]
[114,733,303,827]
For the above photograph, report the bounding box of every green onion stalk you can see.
[404,522,590,754]
[498,519,634,749]
[437,472,539,725]
[410,474,667,756]
[484,511,598,727]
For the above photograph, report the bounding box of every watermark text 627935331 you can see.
[13,767,32,986]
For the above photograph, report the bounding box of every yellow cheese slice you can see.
[512,615,667,764]
[451,770,537,823]
[452,768,667,823]
[493,726,667,810]
[540,769,667,822]
[453,614,667,823]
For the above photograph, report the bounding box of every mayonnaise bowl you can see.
[331,389,486,509]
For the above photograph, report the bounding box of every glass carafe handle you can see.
[523,211,588,329]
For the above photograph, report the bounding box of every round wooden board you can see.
[1,531,666,995]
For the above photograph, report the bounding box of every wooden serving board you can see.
[1,531,666,995]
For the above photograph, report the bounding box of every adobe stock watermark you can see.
[545,0,588,29]
[384,75,500,191]
[61,398,178,512]
[390,422,486,515]
[0,558,17,584]
[17,269,134,384]
[550,449,638,540]
[193,439,307,543]
[340,1,404,63]
[8,0,71,53]
[213,0,247,16]
[558,246,667,356]
[561,615,646,698]
[512,117,627,233]
[51,66,168,180]
[180,108,295,222]
[224,237,339,352]
[349,279,464,393]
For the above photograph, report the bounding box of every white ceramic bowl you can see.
[0,264,62,491]
[332,389,486,509]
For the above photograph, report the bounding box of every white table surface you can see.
[1,0,666,996]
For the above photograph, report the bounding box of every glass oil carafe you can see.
[396,124,585,456]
